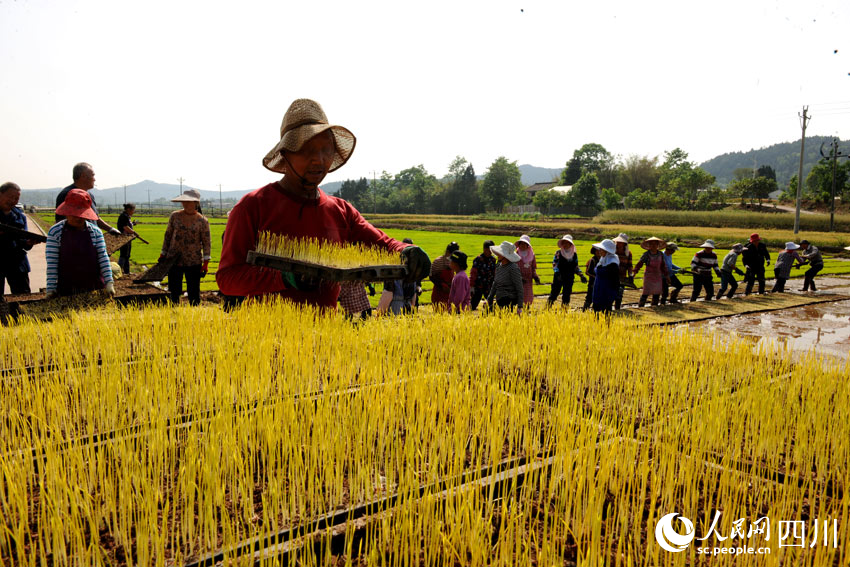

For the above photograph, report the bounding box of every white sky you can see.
[1,0,848,191]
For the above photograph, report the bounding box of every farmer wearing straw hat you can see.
[217,99,430,307]
[741,233,770,295]
[632,236,669,307]
[689,239,722,302]
[591,239,619,313]
[613,233,633,310]
[160,189,211,306]
[486,241,525,314]
[45,189,114,298]
[716,243,745,299]
[547,234,587,308]
[660,242,683,305]
[770,242,803,293]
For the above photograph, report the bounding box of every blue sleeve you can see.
[45,223,63,292]
[89,223,114,285]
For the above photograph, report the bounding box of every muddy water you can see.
[690,276,850,360]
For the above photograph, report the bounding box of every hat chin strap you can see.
[282,154,319,191]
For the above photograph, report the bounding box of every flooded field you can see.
[692,276,850,360]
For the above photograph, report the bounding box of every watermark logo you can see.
[655,513,695,553]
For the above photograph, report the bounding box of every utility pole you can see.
[123,184,127,204]
[177,177,185,198]
[219,184,223,218]
[820,138,849,232]
[147,189,151,213]
[794,106,809,234]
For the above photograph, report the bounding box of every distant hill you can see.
[518,164,563,185]
[700,136,839,188]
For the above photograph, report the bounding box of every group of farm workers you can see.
[0,98,830,316]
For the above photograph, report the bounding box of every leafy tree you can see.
[624,189,656,209]
[561,143,614,186]
[392,165,440,213]
[614,154,660,196]
[733,167,753,181]
[442,157,480,214]
[479,157,523,213]
[729,177,776,205]
[655,190,683,210]
[565,172,603,215]
[601,187,622,210]
[338,177,371,209]
[805,159,850,205]
[657,148,715,207]
[533,188,570,214]
[757,165,776,181]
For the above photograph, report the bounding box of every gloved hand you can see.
[580,275,588,284]
[104,282,115,296]
[401,246,430,283]
[109,228,121,236]
[200,262,209,278]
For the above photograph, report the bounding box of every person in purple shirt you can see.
[448,250,470,313]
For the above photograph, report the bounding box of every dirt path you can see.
[772,203,819,215]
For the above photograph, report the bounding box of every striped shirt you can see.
[487,261,524,303]
[690,249,720,277]
[46,220,113,294]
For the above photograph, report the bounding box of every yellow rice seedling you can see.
[0,301,846,566]
[255,232,403,268]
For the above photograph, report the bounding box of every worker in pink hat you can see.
[45,189,114,298]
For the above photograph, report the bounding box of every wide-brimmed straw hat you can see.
[641,236,666,250]
[559,234,575,246]
[490,241,521,262]
[613,233,629,244]
[593,239,617,255]
[699,239,717,249]
[732,243,744,252]
[56,189,97,221]
[171,189,201,203]
[262,99,356,174]
[784,241,800,250]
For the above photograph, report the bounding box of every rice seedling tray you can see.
[104,232,136,255]
[0,222,46,243]
[247,250,409,283]
[136,256,178,283]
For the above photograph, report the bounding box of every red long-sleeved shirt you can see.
[216,182,407,307]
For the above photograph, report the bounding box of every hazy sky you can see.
[1,0,848,192]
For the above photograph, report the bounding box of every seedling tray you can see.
[247,250,408,283]
[136,256,178,283]
[104,233,136,255]
[0,222,47,243]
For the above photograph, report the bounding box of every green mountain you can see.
[699,136,841,188]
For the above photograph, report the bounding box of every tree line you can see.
[336,142,850,216]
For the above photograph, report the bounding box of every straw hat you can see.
[613,233,629,244]
[641,236,666,250]
[55,189,97,221]
[490,241,521,262]
[593,239,617,255]
[784,241,800,250]
[262,99,356,174]
[171,189,201,203]
[699,239,717,249]
[732,243,744,253]
[559,234,575,246]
